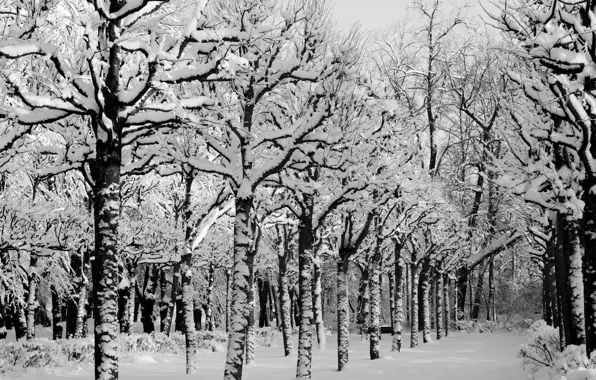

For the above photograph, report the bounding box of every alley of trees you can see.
[0,0,594,379]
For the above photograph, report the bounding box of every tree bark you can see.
[420,259,431,343]
[223,196,255,380]
[226,268,232,333]
[456,266,468,321]
[444,274,450,337]
[180,169,198,373]
[25,253,38,340]
[206,261,215,331]
[159,268,170,332]
[369,217,382,360]
[312,253,326,350]
[554,213,585,346]
[410,259,419,348]
[245,279,256,365]
[471,260,487,320]
[277,224,293,357]
[141,264,158,334]
[583,182,596,357]
[51,287,63,340]
[337,256,350,371]
[163,262,180,336]
[436,273,443,340]
[258,277,270,328]
[91,126,122,380]
[392,243,404,352]
[296,205,314,380]
[357,266,370,339]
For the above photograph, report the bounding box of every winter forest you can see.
[0,0,595,379]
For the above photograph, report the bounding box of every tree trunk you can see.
[456,266,468,321]
[337,255,350,371]
[245,277,256,365]
[258,277,270,328]
[410,259,419,348]
[420,259,431,343]
[226,268,232,333]
[392,244,404,352]
[444,274,450,337]
[272,283,281,329]
[141,264,158,334]
[163,262,180,336]
[487,256,496,322]
[554,213,585,346]
[296,212,314,380]
[223,196,255,380]
[206,262,215,331]
[13,301,27,340]
[583,184,596,357]
[471,260,487,320]
[369,218,382,360]
[278,225,293,356]
[91,135,122,380]
[25,253,38,340]
[180,169,198,373]
[312,253,326,350]
[436,273,443,340]
[159,268,170,332]
[389,271,395,334]
[125,263,136,335]
[51,287,63,340]
[357,266,370,339]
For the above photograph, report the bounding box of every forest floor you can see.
[3,326,527,380]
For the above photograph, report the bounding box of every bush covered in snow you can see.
[517,320,596,380]
[0,338,94,374]
[0,328,281,373]
[518,320,560,372]
[455,319,533,333]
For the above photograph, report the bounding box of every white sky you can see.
[331,0,492,31]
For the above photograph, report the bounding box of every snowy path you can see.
[9,332,526,380]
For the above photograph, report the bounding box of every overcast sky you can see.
[331,0,490,31]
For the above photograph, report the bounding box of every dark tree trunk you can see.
[141,264,158,334]
[51,287,63,340]
[471,260,487,320]
[583,182,596,357]
[258,277,270,328]
[444,274,450,337]
[554,213,585,347]
[159,268,171,332]
[456,266,468,321]
[163,262,180,336]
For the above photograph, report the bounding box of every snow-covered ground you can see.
[2,329,526,380]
